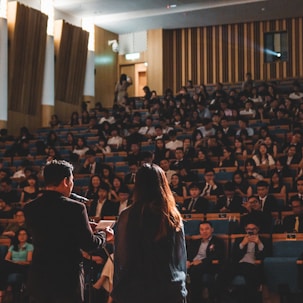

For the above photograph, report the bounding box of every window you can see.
[264,31,288,63]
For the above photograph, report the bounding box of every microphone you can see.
[70,193,89,203]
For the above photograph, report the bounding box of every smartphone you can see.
[247,231,254,236]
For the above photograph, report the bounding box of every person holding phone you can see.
[216,221,271,303]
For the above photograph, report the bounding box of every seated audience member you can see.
[179,167,199,183]
[216,182,246,213]
[281,144,302,166]
[197,118,216,138]
[268,169,287,196]
[216,221,270,303]
[289,81,303,100]
[88,184,119,219]
[72,136,90,159]
[256,180,278,213]
[107,127,123,151]
[92,137,111,155]
[165,130,183,151]
[1,209,27,239]
[84,175,102,201]
[283,130,302,159]
[232,170,253,200]
[218,146,238,167]
[283,197,303,233]
[117,186,132,215]
[124,161,139,185]
[0,228,33,300]
[0,178,20,206]
[0,199,14,219]
[81,243,114,301]
[169,174,187,204]
[79,149,103,175]
[240,196,272,234]
[153,139,170,164]
[252,143,275,173]
[191,149,214,170]
[186,221,225,303]
[138,116,156,139]
[200,168,224,198]
[292,176,303,200]
[19,174,41,206]
[182,182,209,214]
[236,118,254,137]
[92,254,114,303]
[110,176,124,203]
[126,142,142,164]
[243,158,264,180]
[159,158,176,184]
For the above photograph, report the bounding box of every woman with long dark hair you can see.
[0,228,33,302]
[112,163,187,303]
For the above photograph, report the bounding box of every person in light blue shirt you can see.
[0,228,33,299]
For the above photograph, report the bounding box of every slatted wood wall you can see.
[55,20,89,105]
[8,2,47,115]
[163,17,303,92]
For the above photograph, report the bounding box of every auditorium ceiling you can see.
[52,0,303,34]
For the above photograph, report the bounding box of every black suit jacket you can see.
[23,190,105,302]
[200,182,224,197]
[231,236,271,264]
[187,236,225,266]
[260,195,278,213]
[124,172,136,184]
[79,161,103,175]
[182,197,209,214]
[216,195,245,213]
[89,199,119,218]
[283,214,303,233]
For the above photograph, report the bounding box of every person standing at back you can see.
[112,163,187,303]
[24,160,113,303]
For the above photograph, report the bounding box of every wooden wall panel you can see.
[163,17,303,93]
[7,2,47,134]
[54,21,88,107]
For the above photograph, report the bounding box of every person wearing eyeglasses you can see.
[215,221,271,303]
[200,168,224,198]
[240,196,272,234]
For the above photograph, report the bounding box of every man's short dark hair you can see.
[43,160,73,187]
[256,180,269,188]
[200,220,213,228]
[296,176,303,183]
[188,182,201,191]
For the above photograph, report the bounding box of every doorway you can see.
[120,63,147,97]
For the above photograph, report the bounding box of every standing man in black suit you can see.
[283,197,303,233]
[187,221,225,303]
[24,160,113,303]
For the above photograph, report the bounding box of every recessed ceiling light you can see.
[166,4,177,9]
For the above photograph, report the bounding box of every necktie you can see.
[189,198,196,211]
[202,184,210,196]
[227,198,231,207]
[294,216,300,233]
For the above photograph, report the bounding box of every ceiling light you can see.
[166,4,177,9]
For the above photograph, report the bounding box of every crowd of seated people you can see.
[0,78,302,302]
